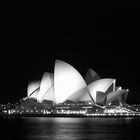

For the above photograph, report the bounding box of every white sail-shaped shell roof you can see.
[54,60,87,104]
[27,81,40,97]
[85,68,101,85]
[106,89,128,105]
[30,89,39,99]
[116,86,122,90]
[41,85,55,102]
[37,72,53,103]
[67,87,92,102]
[88,78,115,102]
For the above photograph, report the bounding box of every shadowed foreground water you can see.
[0,117,140,140]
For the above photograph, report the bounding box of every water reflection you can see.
[1,117,140,140]
[18,117,140,140]
[22,117,84,140]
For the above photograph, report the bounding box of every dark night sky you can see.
[1,7,140,105]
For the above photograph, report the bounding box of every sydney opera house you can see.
[2,59,140,117]
[26,60,129,107]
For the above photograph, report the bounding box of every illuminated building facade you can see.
[27,60,129,107]
[1,60,140,117]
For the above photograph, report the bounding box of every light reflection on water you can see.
[1,117,140,140]
[22,117,86,140]
[20,117,140,140]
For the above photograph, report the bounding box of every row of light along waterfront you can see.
[1,101,140,117]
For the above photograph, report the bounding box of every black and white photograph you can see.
[0,5,140,140]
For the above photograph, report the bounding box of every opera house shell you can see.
[27,60,129,106]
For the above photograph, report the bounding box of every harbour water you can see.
[0,117,140,140]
